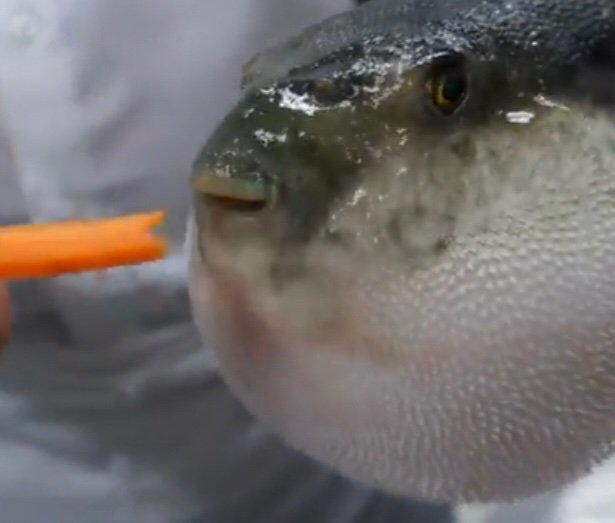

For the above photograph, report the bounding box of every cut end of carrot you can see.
[0,211,170,280]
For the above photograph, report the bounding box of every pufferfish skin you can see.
[188,0,615,504]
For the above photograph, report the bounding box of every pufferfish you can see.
[187,0,615,504]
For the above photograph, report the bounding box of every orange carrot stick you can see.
[0,211,168,280]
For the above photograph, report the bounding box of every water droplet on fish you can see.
[278,86,321,116]
[505,111,535,124]
[350,187,368,206]
[254,129,287,146]
[243,108,256,118]
[534,95,569,111]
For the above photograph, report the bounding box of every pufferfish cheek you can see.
[186,220,284,371]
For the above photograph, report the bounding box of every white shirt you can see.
[0,1,454,522]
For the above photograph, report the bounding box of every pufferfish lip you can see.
[192,168,269,202]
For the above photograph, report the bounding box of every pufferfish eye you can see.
[426,58,469,115]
